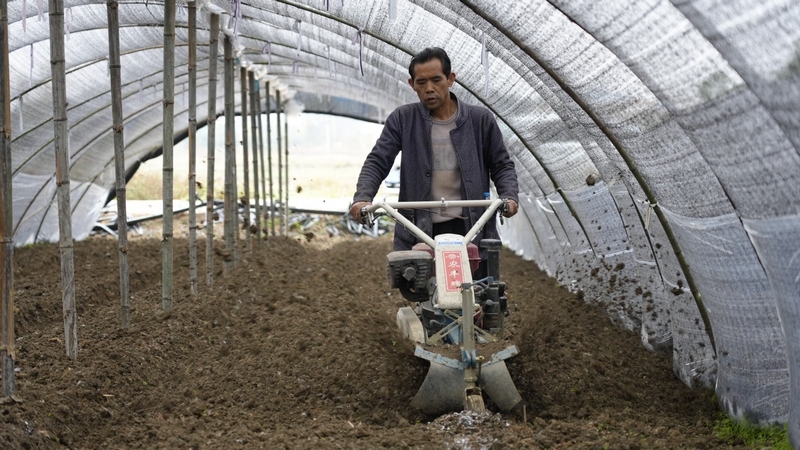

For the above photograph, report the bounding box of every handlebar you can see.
[359,199,507,248]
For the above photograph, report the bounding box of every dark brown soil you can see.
[1,216,747,449]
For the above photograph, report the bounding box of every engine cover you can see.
[386,250,433,302]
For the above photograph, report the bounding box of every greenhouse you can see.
[1,0,799,448]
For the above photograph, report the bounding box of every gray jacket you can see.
[353,93,519,254]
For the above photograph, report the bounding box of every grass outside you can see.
[127,138,397,203]
[125,150,396,203]
[127,113,390,203]
[714,413,791,449]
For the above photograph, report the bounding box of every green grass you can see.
[126,171,200,201]
[714,413,791,449]
[125,153,383,202]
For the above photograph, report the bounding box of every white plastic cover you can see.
[4,0,800,441]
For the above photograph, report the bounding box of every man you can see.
[350,47,519,276]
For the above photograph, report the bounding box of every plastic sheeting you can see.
[4,0,800,443]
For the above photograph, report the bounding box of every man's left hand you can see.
[503,199,518,218]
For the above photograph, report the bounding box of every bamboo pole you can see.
[106,0,130,325]
[205,14,219,286]
[223,35,235,275]
[161,0,176,311]
[265,82,274,237]
[239,66,250,252]
[248,72,261,243]
[284,117,289,236]
[49,0,77,359]
[275,91,282,236]
[0,0,15,396]
[187,0,198,296]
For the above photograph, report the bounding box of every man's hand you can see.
[349,201,372,223]
[503,199,518,218]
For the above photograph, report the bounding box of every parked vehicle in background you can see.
[384,166,401,189]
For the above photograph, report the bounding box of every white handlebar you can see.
[363,199,505,248]
[364,199,498,212]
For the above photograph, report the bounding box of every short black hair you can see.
[408,47,451,80]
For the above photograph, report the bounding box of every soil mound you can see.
[1,222,740,449]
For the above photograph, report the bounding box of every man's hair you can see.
[408,47,451,80]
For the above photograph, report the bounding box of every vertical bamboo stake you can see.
[106,0,130,326]
[265,82,274,237]
[239,66,250,253]
[223,35,235,275]
[162,0,176,311]
[275,91,282,236]
[284,117,289,236]
[248,72,261,243]
[0,0,16,396]
[257,83,268,238]
[187,0,198,296]
[205,14,219,286]
[49,0,77,359]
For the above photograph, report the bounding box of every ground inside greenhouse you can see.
[2,215,752,449]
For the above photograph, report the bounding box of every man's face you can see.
[408,59,456,116]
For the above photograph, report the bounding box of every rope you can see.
[262,42,271,73]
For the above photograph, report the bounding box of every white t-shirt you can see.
[430,102,462,223]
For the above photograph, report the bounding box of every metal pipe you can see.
[223,35,235,275]
[106,0,130,324]
[364,200,501,248]
[464,199,504,244]
[368,200,497,210]
[48,0,77,359]
[239,66,250,252]
[205,14,219,286]
[161,0,176,311]
[187,0,198,296]
[248,71,261,243]
[482,239,502,282]
[388,204,435,248]
[461,283,476,377]
[0,0,16,396]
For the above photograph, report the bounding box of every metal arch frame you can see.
[460,0,715,350]
[12,0,595,251]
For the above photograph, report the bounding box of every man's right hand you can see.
[349,201,372,224]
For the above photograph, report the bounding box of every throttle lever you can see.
[360,206,374,226]
[499,198,510,225]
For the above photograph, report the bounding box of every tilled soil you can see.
[1,218,747,449]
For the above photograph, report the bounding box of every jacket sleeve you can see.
[352,109,403,203]
[483,112,519,204]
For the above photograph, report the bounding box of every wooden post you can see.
[0,0,16,396]
[239,66,250,252]
[223,35,235,275]
[187,0,198,296]
[248,72,261,243]
[49,0,77,359]
[162,0,176,311]
[205,14,219,286]
[275,90,282,236]
[265,82,274,237]
[284,117,289,236]
[106,0,130,325]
